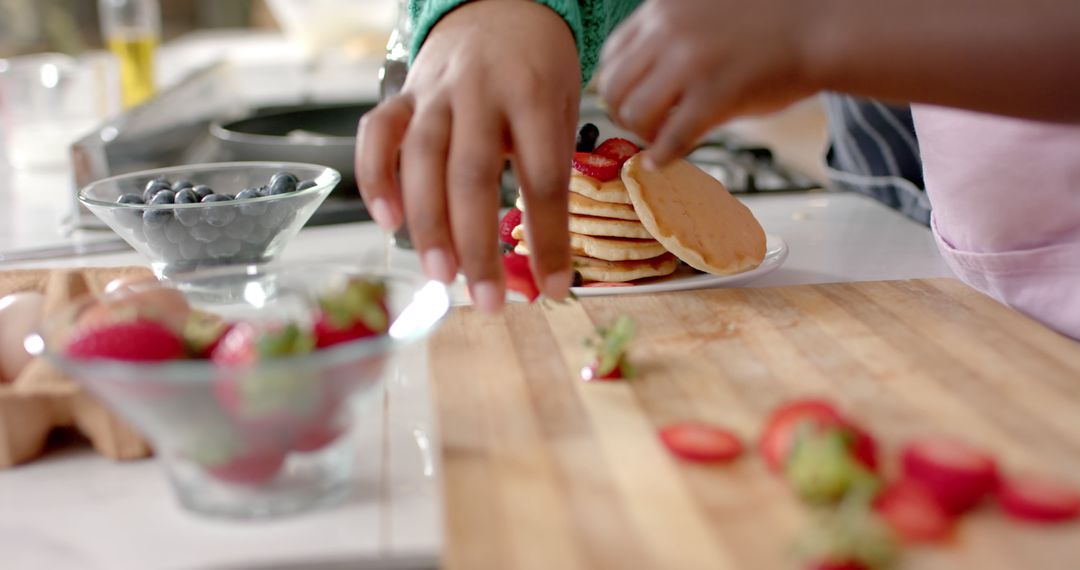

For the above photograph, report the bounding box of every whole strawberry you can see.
[212,322,323,426]
[183,310,234,359]
[211,321,314,366]
[313,277,389,348]
[502,252,540,302]
[66,318,185,362]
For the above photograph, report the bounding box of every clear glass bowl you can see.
[26,263,449,519]
[78,162,340,279]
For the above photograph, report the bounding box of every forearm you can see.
[409,0,641,83]
[807,0,1080,121]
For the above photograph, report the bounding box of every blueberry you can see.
[150,190,176,205]
[115,193,145,227]
[175,188,199,204]
[145,191,176,227]
[172,180,195,191]
[142,222,168,248]
[296,179,317,191]
[235,188,261,200]
[571,270,584,288]
[268,172,298,195]
[117,193,144,205]
[207,238,242,259]
[259,203,289,229]
[224,215,255,239]
[143,180,172,202]
[201,194,231,204]
[235,188,267,216]
[176,208,201,227]
[201,195,236,227]
[189,223,221,243]
[242,223,272,245]
[575,123,600,153]
[179,239,205,261]
[193,185,214,200]
[164,218,189,244]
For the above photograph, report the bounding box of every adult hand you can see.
[597,0,819,167]
[356,0,581,311]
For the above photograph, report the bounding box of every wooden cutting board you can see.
[429,278,1080,570]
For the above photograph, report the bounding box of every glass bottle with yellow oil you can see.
[98,0,160,108]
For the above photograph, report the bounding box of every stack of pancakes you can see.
[512,168,679,283]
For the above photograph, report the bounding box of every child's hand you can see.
[356,0,580,311]
[597,0,820,167]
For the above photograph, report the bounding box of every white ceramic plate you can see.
[570,233,788,297]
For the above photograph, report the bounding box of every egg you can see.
[0,291,46,384]
[79,287,191,334]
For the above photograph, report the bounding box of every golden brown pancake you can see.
[515,242,679,282]
[569,170,632,204]
[516,193,640,221]
[568,214,653,239]
[621,155,766,275]
[511,225,667,261]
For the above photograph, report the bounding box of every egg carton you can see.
[0,267,153,468]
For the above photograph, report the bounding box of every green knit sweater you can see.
[408,0,641,83]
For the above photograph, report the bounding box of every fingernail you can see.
[543,269,571,301]
[642,154,659,172]
[369,198,398,231]
[471,280,503,312]
[421,248,455,283]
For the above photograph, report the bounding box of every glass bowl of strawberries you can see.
[24,263,450,518]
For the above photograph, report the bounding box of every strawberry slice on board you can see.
[759,399,844,472]
[660,422,744,463]
[65,318,185,362]
[593,137,641,166]
[900,437,998,514]
[998,472,1080,524]
[572,152,620,182]
[501,253,540,302]
[874,479,956,543]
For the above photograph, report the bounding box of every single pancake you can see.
[517,193,639,221]
[515,243,679,282]
[512,225,667,261]
[569,214,653,239]
[622,155,766,275]
[569,170,633,205]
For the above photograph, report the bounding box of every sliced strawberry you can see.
[998,473,1080,523]
[580,359,625,381]
[874,479,955,542]
[205,449,286,485]
[759,399,844,472]
[212,322,314,365]
[572,152,620,182]
[292,422,346,453]
[314,315,381,348]
[808,562,869,570]
[502,253,540,302]
[901,437,998,514]
[660,422,744,463]
[66,319,185,362]
[314,278,389,348]
[594,137,640,166]
[499,207,523,246]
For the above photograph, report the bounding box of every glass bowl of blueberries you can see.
[79,162,340,278]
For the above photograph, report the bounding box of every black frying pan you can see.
[210,103,375,201]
